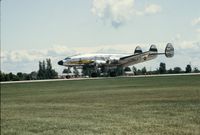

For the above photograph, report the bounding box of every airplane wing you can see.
[118,43,174,67]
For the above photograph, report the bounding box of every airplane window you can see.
[64,57,71,60]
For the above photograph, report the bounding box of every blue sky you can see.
[1,0,200,73]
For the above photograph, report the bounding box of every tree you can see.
[82,64,94,77]
[193,67,200,73]
[141,67,147,75]
[46,59,58,79]
[116,66,123,76]
[46,59,52,70]
[108,69,117,77]
[23,73,31,80]
[173,67,182,73]
[63,67,71,74]
[37,59,58,79]
[13,75,20,81]
[8,72,13,80]
[91,72,98,77]
[46,58,52,78]
[50,69,58,79]
[38,61,44,79]
[185,64,192,73]
[167,68,173,74]
[100,65,106,73]
[30,71,38,80]
[136,69,142,75]
[124,67,131,72]
[159,62,166,74]
[132,66,137,75]
[17,72,23,80]
[0,71,5,81]
[4,74,10,81]
[73,67,79,77]
[7,72,19,81]
[42,60,46,78]
[100,65,107,76]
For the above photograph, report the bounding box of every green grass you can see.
[1,75,200,135]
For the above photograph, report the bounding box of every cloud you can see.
[1,50,43,63]
[173,34,181,42]
[144,4,161,14]
[91,0,135,27]
[46,45,76,57]
[197,28,200,33]
[191,18,200,39]
[0,45,77,73]
[91,0,162,28]
[1,46,76,63]
[173,39,200,69]
[192,17,200,26]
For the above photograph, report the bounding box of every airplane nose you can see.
[58,60,63,65]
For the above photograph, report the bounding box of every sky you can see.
[1,0,200,74]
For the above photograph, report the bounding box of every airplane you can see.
[58,43,174,68]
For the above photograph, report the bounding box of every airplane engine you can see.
[165,43,174,58]
[149,44,158,52]
[134,46,142,54]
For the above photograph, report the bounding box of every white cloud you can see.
[46,45,76,57]
[192,17,200,26]
[0,46,77,73]
[1,46,76,63]
[197,28,200,33]
[191,17,200,40]
[144,4,161,14]
[91,0,135,27]
[173,33,181,42]
[91,0,162,27]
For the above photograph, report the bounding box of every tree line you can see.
[1,61,199,81]
[132,63,199,75]
[0,59,58,81]
[63,62,200,77]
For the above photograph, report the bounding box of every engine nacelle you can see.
[134,46,142,54]
[149,44,158,52]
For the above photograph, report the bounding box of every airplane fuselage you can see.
[58,43,174,68]
[59,52,157,67]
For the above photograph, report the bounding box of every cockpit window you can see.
[64,57,71,60]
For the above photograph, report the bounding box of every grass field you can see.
[1,75,200,135]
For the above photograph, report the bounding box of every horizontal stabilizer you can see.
[165,43,174,58]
